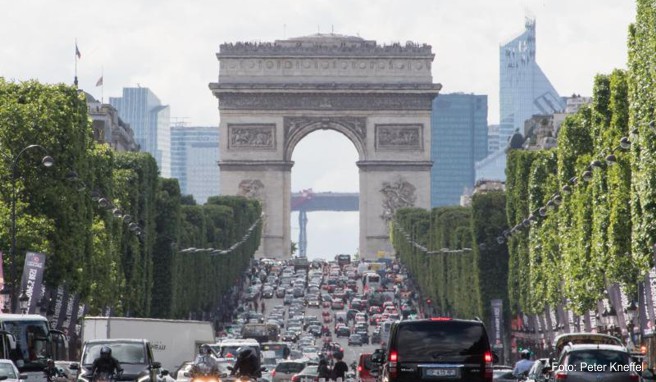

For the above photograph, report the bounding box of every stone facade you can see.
[210,33,441,259]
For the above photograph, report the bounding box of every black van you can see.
[375,318,494,382]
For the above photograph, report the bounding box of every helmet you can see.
[100,346,112,359]
[333,350,344,360]
[237,347,255,360]
[521,349,531,359]
[199,344,211,356]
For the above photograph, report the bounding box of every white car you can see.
[0,359,25,382]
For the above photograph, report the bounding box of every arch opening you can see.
[290,129,359,260]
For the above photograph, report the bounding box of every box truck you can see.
[80,316,215,372]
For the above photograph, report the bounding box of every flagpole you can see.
[101,66,104,104]
[74,39,79,87]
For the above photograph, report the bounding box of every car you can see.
[357,353,379,382]
[492,366,514,382]
[290,365,319,382]
[0,360,26,382]
[555,343,636,381]
[307,299,320,308]
[271,360,309,382]
[331,300,345,310]
[348,333,363,346]
[336,326,351,338]
[374,318,494,382]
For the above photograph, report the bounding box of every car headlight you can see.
[137,375,150,382]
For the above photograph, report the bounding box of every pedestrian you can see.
[331,351,348,381]
[318,358,331,381]
[261,301,265,314]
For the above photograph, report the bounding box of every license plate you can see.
[425,368,458,377]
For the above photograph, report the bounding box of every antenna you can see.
[331,25,334,34]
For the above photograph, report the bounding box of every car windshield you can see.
[396,321,489,362]
[83,343,145,365]
[567,350,630,372]
[0,363,17,379]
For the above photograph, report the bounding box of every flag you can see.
[75,43,81,59]
[95,76,103,87]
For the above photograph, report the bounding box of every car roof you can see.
[553,333,623,355]
[563,344,628,353]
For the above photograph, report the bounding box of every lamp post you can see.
[18,289,29,314]
[9,145,54,313]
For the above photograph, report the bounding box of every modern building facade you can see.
[109,87,171,177]
[171,125,220,204]
[488,124,500,153]
[499,18,565,146]
[85,93,139,152]
[431,93,488,207]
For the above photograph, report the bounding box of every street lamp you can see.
[18,289,29,314]
[9,144,54,313]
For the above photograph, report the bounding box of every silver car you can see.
[554,344,639,382]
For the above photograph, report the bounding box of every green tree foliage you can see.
[0,80,262,318]
[392,194,508,323]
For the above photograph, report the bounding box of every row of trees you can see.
[0,79,261,318]
[506,0,656,315]
[391,191,508,326]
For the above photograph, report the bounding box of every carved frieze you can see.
[284,116,367,142]
[219,93,434,111]
[380,177,417,222]
[228,124,276,150]
[238,179,265,201]
[375,124,423,151]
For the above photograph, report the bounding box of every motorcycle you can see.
[189,363,222,382]
[92,372,116,382]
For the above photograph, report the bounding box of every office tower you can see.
[431,93,488,207]
[499,18,565,146]
[488,124,500,153]
[171,125,220,204]
[110,87,171,177]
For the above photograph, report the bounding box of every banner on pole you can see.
[490,299,504,349]
[19,252,46,314]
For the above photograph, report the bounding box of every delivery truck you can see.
[80,316,215,372]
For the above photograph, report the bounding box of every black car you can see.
[335,326,351,338]
[375,318,494,382]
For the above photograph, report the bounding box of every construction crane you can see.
[291,189,313,258]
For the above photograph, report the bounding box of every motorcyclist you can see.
[91,346,123,378]
[230,347,261,379]
[192,344,219,375]
[44,359,66,382]
[513,349,533,379]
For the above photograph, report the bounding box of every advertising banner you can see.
[54,286,69,330]
[19,252,46,314]
[490,299,504,349]
[0,251,5,311]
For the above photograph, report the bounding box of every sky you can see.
[0,0,637,259]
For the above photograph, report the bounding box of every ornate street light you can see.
[18,289,29,314]
[9,144,54,313]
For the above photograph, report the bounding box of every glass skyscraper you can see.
[171,125,220,204]
[109,87,171,177]
[499,18,565,146]
[431,93,488,207]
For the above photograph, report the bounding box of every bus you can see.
[0,314,68,382]
[241,323,280,343]
[335,254,351,267]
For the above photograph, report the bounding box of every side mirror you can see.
[183,372,190,378]
[152,362,162,369]
[69,363,79,370]
[18,375,28,381]
[227,366,234,371]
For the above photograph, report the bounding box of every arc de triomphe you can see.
[209,34,441,259]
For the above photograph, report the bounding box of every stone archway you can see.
[210,33,441,259]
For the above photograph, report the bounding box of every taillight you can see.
[358,365,362,372]
[291,375,299,382]
[271,370,276,378]
[389,349,399,379]
[484,351,493,381]
[555,371,568,380]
